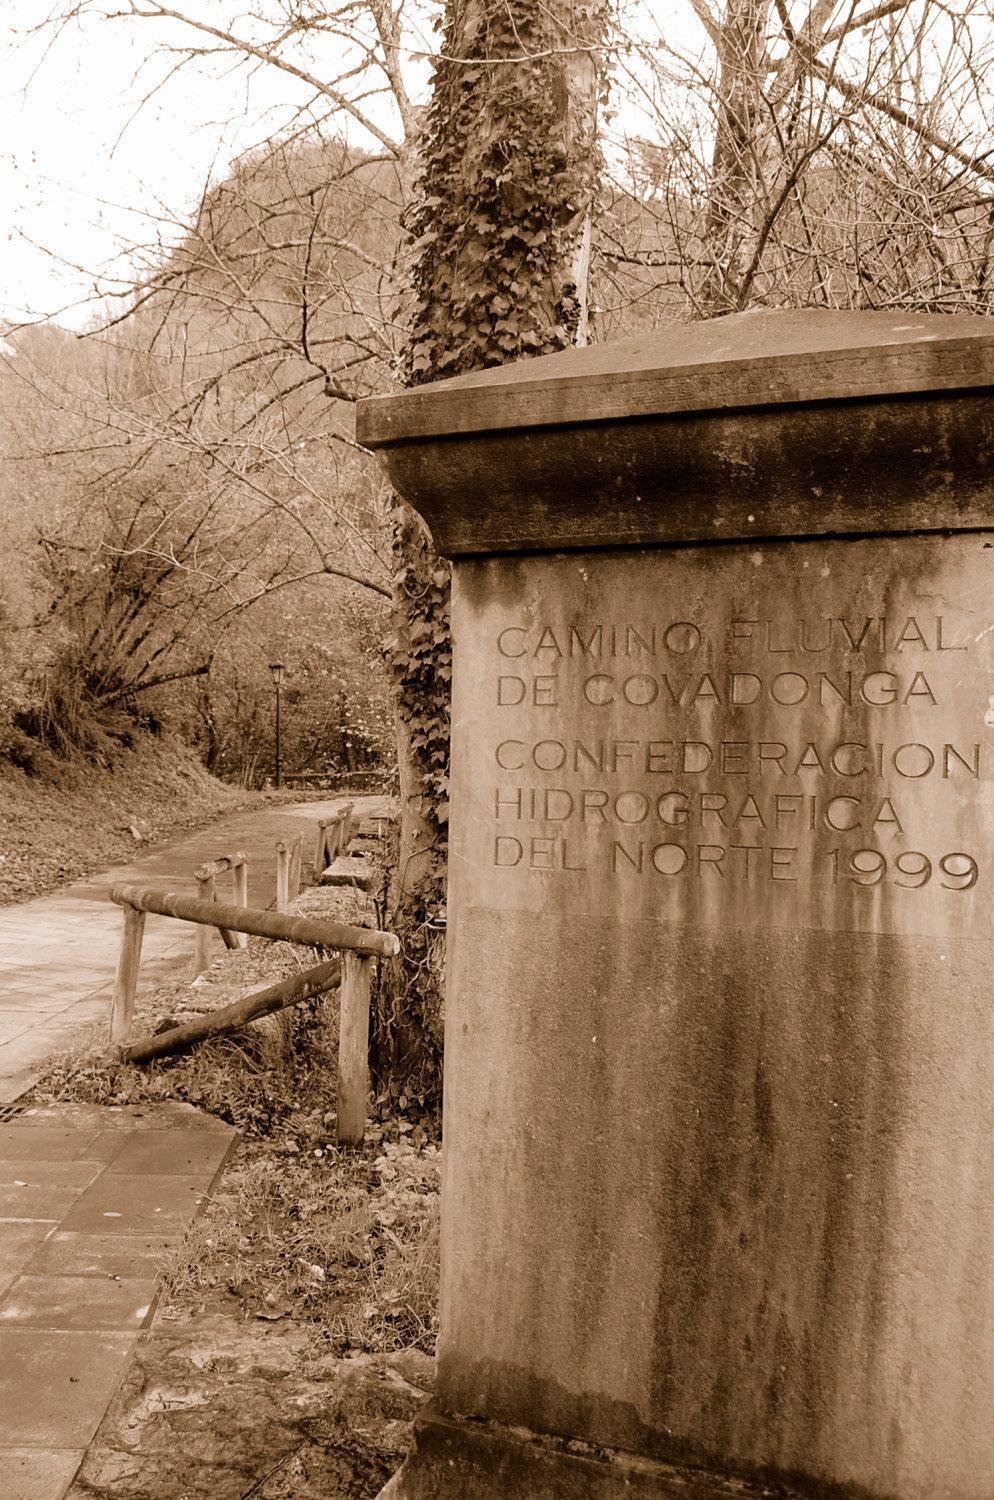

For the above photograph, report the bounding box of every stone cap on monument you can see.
[356,309,994,554]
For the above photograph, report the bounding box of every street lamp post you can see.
[269,661,285,787]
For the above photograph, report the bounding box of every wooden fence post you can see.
[275,843,290,912]
[232,858,249,947]
[313,822,329,881]
[194,873,214,975]
[290,836,302,899]
[337,951,371,1146]
[337,803,355,855]
[110,904,146,1047]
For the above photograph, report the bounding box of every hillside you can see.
[0,733,270,906]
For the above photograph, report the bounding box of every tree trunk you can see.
[699,0,775,315]
[376,0,608,1108]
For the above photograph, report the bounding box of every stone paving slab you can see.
[0,1448,84,1500]
[0,1018,33,1043]
[0,1184,85,1222]
[103,1128,233,1178]
[16,1102,234,1133]
[0,1160,105,1191]
[0,996,78,1014]
[0,1275,157,1332]
[0,1103,238,1499]
[0,1330,138,1448]
[58,1173,208,1236]
[0,1222,56,1271]
[0,1127,105,1161]
[0,1065,60,1105]
[26,1232,179,1278]
[0,1158,105,1221]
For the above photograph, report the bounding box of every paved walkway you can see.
[0,794,390,1101]
[0,791,392,1498]
[0,1101,237,1500]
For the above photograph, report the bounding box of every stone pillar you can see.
[357,311,994,1500]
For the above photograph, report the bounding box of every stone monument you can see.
[357,311,994,1499]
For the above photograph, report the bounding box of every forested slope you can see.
[0,731,259,905]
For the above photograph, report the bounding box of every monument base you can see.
[378,1405,776,1499]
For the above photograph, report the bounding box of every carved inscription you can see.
[460,546,994,937]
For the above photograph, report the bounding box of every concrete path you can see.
[0,792,392,1498]
[0,795,392,1102]
[0,1100,237,1500]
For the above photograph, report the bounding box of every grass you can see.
[31,871,441,1359]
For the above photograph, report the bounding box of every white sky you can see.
[0,2,407,328]
[1,1,704,331]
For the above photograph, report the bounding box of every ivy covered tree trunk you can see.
[406,0,606,378]
[373,0,609,1108]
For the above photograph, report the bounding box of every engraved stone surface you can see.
[455,536,993,941]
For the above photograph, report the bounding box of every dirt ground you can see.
[68,1310,433,1500]
[0,735,270,907]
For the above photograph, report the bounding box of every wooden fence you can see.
[193,851,249,974]
[281,770,388,792]
[107,882,399,1146]
[275,835,303,912]
[313,803,354,880]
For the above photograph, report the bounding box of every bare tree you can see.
[373,0,611,1097]
[0,243,394,761]
[20,0,614,1101]
[611,0,994,319]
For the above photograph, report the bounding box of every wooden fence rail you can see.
[109,883,398,957]
[123,958,342,1065]
[107,883,399,1145]
[313,803,354,880]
